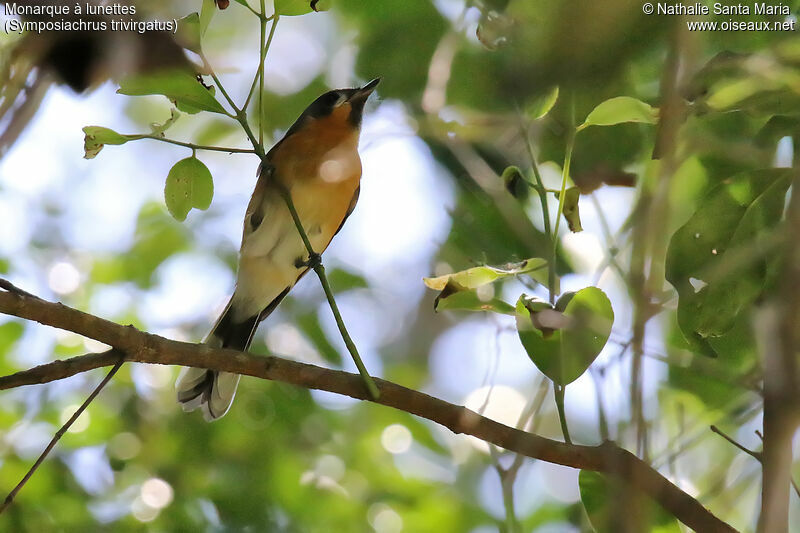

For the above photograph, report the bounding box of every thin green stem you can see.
[200,52,242,117]
[277,185,380,400]
[244,11,279,120]
[0,359,123,514]
[137,135,256,154]
[554,383,572,444]
[259,1,268,144]
[552,99,576,241]
[242,0,268,19]
[521,125,557,304]
[548,96,576,305]
[197,52,264,156]
[239,114,264,157]
[243,2,267,113]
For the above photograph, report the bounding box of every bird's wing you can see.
[332,185,360,238]
[242,162,274,240]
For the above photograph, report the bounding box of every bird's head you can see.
[283,78,381,139]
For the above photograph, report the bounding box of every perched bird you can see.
[176,78,380,421]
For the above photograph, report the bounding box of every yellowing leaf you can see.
[558,187,583,232]
[423,258,547,291]
[82,126,131,159]
[433,283,515,315]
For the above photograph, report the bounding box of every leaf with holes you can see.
[82,126,132,159]
[516,287,613,385]
[164,157,214,221]
[665,169,791,355]
[423,258,547,291]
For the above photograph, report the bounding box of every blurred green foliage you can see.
[1,0,799,531]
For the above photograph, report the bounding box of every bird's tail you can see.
[175,300,259,421]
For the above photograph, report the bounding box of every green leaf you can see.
[274,0,330,16]
[164,157,215,222]
[232,0,250,5]
[527,86,559,120]
[433,284,515,314]
[82,126,130,159]
[557,186,583,232]
[579,471,681,533]
[296,311,342,365]
[0,321,24,358]
[665,169,791,353]
[577,96,658,132]
[326,268,368,292]
[175,13,202,53]
[502,165,529,200]
[516,287,613,385]
[200,0,216,35]
[118,71,227,115]
[423,258,547,291]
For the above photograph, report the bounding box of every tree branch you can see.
[0,283,737,533]
[757,167,800,533]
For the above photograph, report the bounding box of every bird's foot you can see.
[295,252,322,270]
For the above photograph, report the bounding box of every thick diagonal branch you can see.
[0,285,737,533]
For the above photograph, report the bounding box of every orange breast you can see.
[271,104,359,185]
[270,103,362,249]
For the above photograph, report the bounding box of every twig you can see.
[0,279,38,299]
[275,187,380,400]
[710,425,762,461]
[490,377,549,533]
[757,163,800,531]
[711,426,800,502]
[0,286,737,532]
[137,135,256,154]
[0,357,123,514]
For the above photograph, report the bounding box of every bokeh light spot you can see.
[381,424,412,455]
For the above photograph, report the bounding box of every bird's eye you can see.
[330,92,346,107]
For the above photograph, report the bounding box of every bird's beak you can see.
[349,78,381,103]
